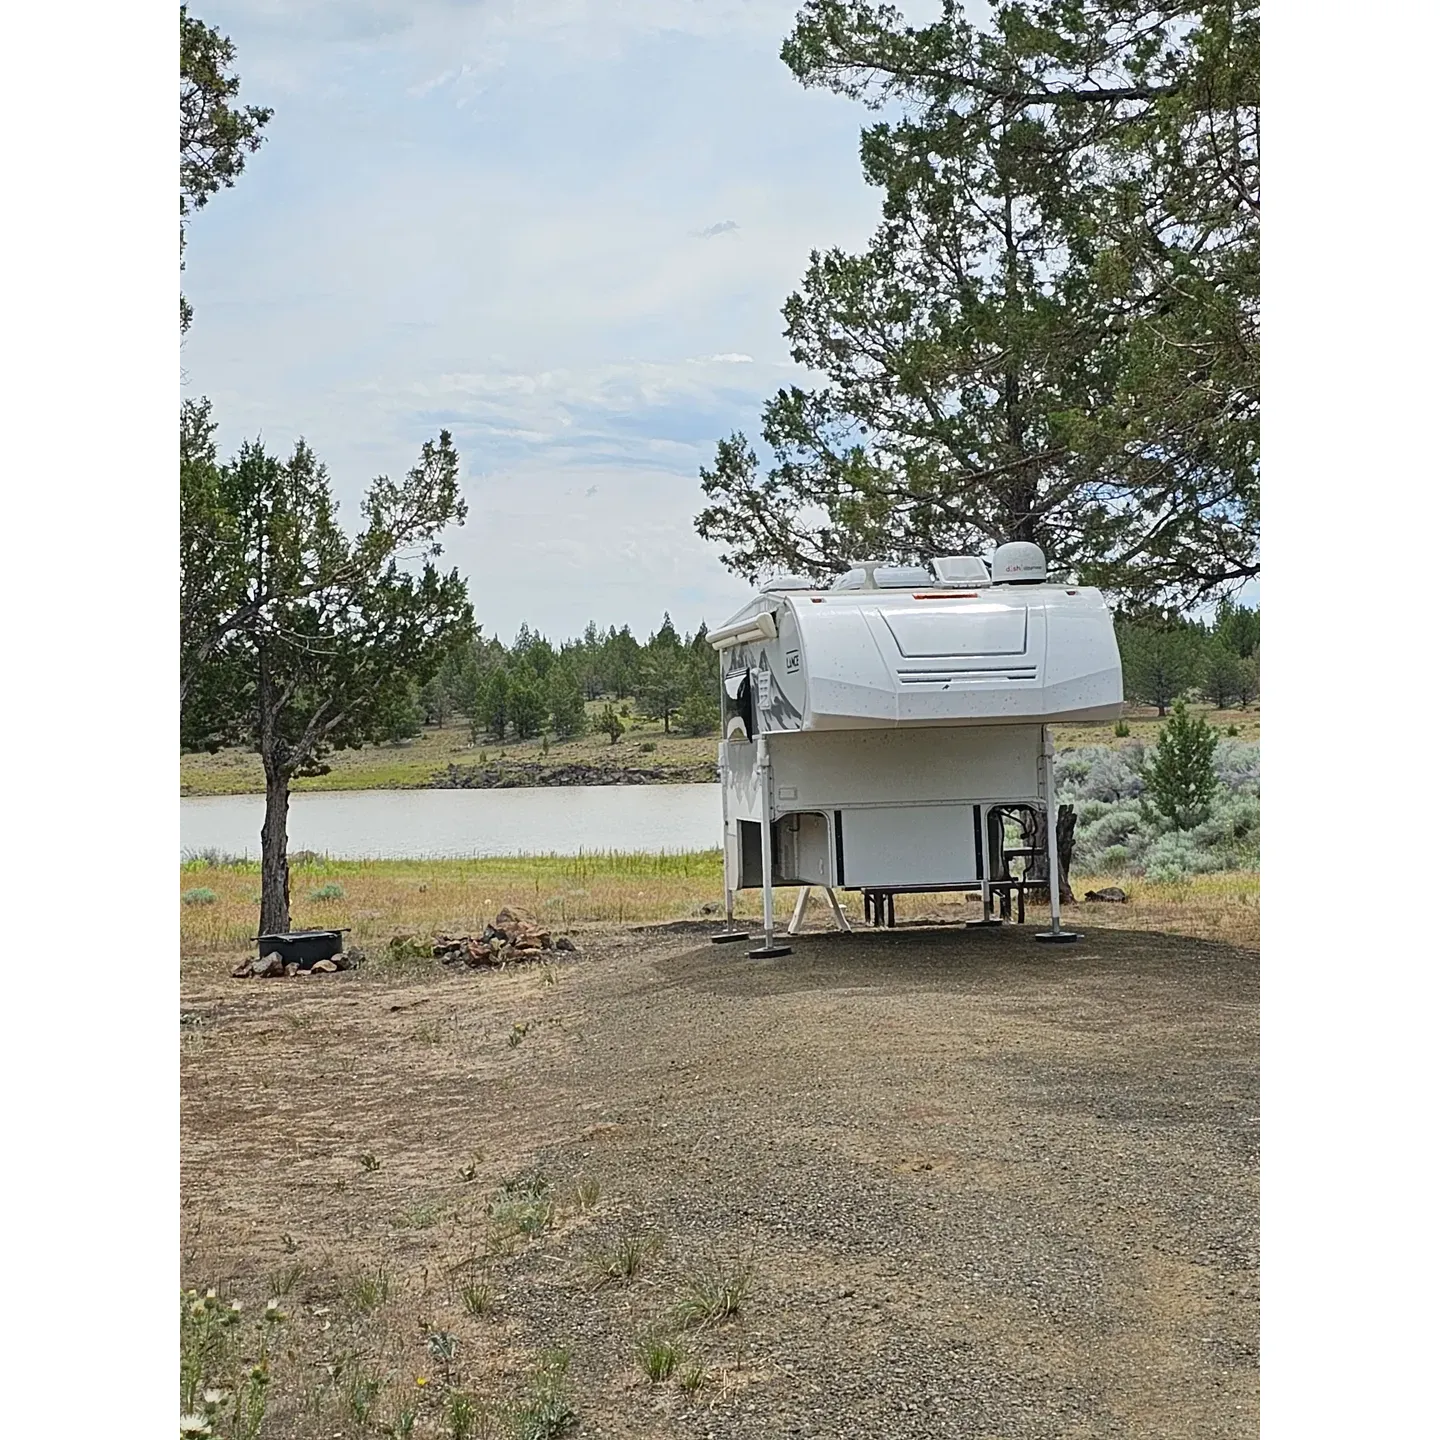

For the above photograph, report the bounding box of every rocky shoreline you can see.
[429,759,718,789]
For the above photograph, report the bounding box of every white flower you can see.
[179,1414,212,1436]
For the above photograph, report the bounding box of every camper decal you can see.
[785,649,800,675]
[757,653,804,731]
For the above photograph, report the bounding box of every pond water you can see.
[180,784,724,861]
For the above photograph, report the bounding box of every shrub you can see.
[595,703,625,745]
[309,882,345,902]
[1113,719,1130,737]
[182,888,218,906]
[1056,746,1147,803]
[1061,739,1259,879]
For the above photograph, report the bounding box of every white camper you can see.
[708,543,1123,955]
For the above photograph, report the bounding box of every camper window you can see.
[723,670,755,740]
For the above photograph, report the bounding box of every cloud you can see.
[184,0,887,637]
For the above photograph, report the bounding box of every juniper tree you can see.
[181,431,472,934]
[180,4,271,331]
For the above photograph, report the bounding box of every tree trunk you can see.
[259,764,292,936]
[1021,804,1077,906]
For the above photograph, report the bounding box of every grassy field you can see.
[181,702,1260,796]
[180,851,1259,962]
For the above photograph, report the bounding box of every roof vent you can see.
[931,555,992,588]
[761,574,814,592]
[991,541,1048,585]
[832,561,934,590]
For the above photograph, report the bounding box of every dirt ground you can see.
[181,918,1258,1439]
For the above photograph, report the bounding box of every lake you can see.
[180,784,724,860]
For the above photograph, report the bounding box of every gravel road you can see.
[181,920,1258,1439]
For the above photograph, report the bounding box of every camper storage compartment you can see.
[835,804,979,889]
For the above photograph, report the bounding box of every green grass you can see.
[670,1260,752,1330]
[346,1267,391,1314]
[637,1335,683,1383]
[586,1233,662,1287]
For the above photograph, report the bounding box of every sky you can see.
[181,0,924,645]
[181,0,1251,645]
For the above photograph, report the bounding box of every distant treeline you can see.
[1116,599,1260,716]
[377,600,1258,745]
[391,616,723,745]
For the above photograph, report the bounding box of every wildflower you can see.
[415,1376,428,1387]
[202,1389,227,1406]
[179,1414,212,1436]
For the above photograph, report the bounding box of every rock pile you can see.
[232,947,366,979]
[433,907,578,968]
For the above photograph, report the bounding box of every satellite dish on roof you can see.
[991,541,1047,585]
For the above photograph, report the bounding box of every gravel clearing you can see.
[181,920,1258,1438]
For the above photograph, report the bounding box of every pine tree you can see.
[637,647,687,733]
[1142,703,1219,830]
[510,678,544,740]
[480,668,510,741]
[1117,620,1203,716]
[676,684,720,737]
[1201,645,1243,710]
[547,664,587,739]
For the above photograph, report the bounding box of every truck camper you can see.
[708,543,1124,957]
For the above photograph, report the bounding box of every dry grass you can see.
[905,871,1259,950]
[179,851,730,957]
[180,709,720,797]
[1053,701,1259,750]
[180,852,1257,963]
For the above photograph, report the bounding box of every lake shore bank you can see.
[181,705,1260,796]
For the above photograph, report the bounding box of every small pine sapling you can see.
[1141,703,1219,830]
